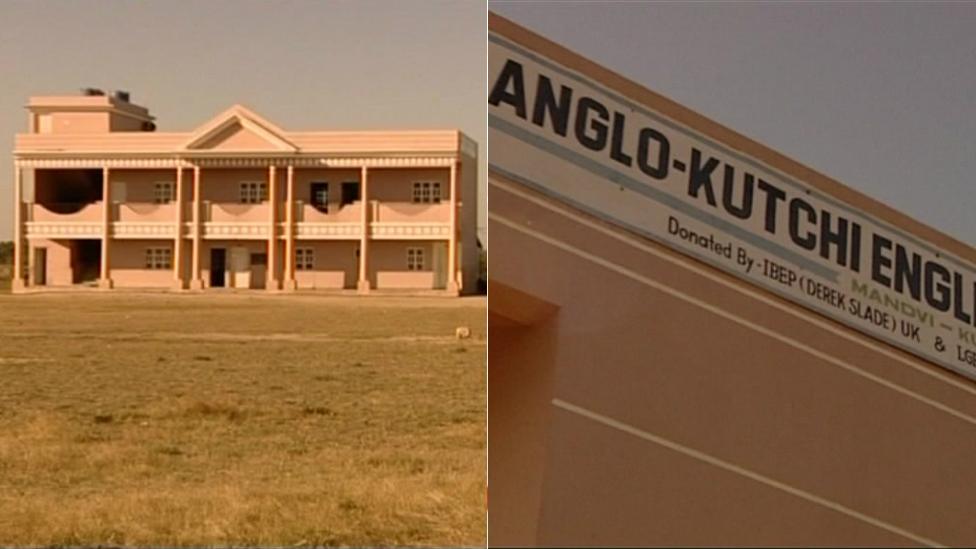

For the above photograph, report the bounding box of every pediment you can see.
[181,105,297,152]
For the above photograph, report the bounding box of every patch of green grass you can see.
[0,293,486,546]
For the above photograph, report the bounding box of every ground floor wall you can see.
[368,240,444,290]
[110,239,173,288]
[27,239,75,286]
[22,237,456,293]
[293,240,358,290]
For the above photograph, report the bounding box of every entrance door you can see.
[250,253,267,289]
[34,248,47,286]
[229,247,251,289]
[210,248,226,287]
[433,242,447,289]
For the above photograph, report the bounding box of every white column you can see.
[357,165,370,293]
[284,165,297,290]
[12,165,25,291]
[98,166,113,288]
[447,159,460,294]
[190,166,204,289]
[172,164,185,289]
[267,164,279,290]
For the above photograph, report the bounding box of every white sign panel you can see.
[489,32,976,382]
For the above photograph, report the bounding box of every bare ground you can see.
[0,292,486,546]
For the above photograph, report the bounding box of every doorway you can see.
[33,248,47,286]
[73,240,101,284]
[433,242,447,289]
[210,248,226,287]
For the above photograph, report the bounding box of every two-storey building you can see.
[10,91,479,294]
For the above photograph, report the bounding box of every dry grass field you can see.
[0,291,486,546]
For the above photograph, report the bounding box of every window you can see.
[311,182,329,213]
[239,181,268,204]
[153,182,174,204]
[295,248,314,271]
[145,247,172,270]
[412,181,441,204]
[341,181,360,207]
[407,247,425,271]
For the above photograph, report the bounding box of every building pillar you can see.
[283,164,297,291]
[266,164,279,290]
[98,166,113,289]
[447,159,460,294]
[11,165,25,291]
[172,164,185,289]
[357,165,370,294]
[189,165,204,290]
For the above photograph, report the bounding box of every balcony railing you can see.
[116,202,176,222]
[28,202,103,222]
[374,202,449,223]
[297,200,363,223]
[206,202,270,222]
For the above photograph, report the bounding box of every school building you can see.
[489,12,976,547]
[10,91,478,293]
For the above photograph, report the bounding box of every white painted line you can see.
[552,398,944,547]
[489,208,976,430]
[490,177,976,401]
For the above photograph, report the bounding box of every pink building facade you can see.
[11,92,479,294]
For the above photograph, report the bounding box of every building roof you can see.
[15,103,471,158]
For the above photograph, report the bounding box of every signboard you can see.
[489,31,976,382]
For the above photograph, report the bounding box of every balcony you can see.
[374,202,450,223]
[117,202,176,222]
[369,201,450,240]
[22,199,452,241]
[113,202,178,239]
[29,202,103,222]
[24,202,104,239]
[296,200,362,223]
[202,202,270,240]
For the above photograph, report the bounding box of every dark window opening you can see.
[341,182,360,207]
[35,169,103,213]
[311,182,329,213]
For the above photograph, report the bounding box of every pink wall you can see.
[208,203,270,222]
[374,202,449,223]
[117,203,176,222]
[368,240,438,289]
[293,240,359,289]
[31,202,103,222]
[48,112,110,133]
[369,167,451,202]
[109,169,178,202]
[110,239,173,288]
[109,114,147,132]
[199,168,275,202]
[28,239,73,286]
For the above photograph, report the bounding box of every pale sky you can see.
[0,0,486,242]
[490,1,976,248]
